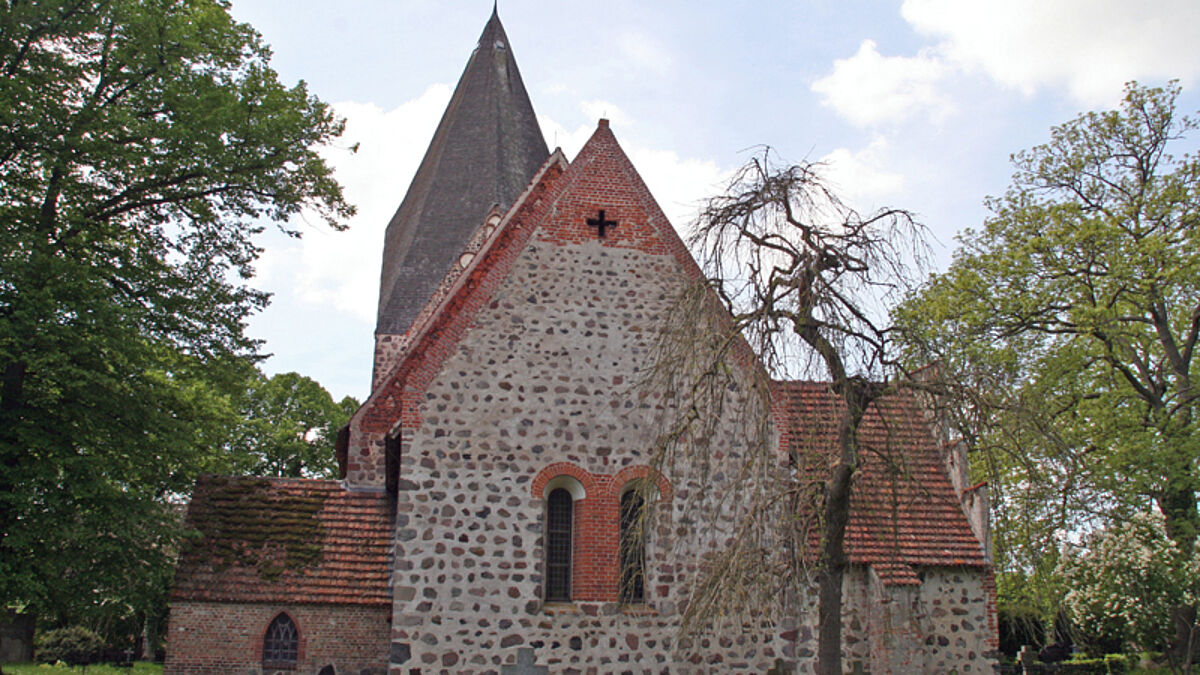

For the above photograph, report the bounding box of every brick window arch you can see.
[545,488,574,601]
[532,463,669,604]
[619,489,647,604]
[263,612,299,666]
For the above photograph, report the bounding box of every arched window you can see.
[545,487,573,602]
[263,613,299,665]
[619,490,646,604]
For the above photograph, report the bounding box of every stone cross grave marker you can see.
[501,647,548,675]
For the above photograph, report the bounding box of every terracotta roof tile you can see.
[772,381,987,584]
[171,476,391,605]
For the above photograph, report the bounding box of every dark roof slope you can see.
[375,8,549,337]
[773,381,987,585]
[172,476,391,605]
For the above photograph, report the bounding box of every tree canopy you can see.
[0,0,353,623]
[898,82,1200,657]
[229,371,359,479]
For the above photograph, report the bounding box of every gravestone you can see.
[1018,644,1037,672]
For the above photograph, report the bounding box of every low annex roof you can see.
[773,381,987,585]
[172,476,391,606]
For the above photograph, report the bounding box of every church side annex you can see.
[166,9,997,674]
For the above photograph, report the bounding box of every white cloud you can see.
[629,147,729,230]
[818,136,905,210]
[268,88,727,324]
[901,0,1200,104]
[811,39,953,127]
[538,112,596,157]
[260,84,453,323]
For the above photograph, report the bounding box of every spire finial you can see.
[491,0,498,19]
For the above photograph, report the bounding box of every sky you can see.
[227,0,1200,402]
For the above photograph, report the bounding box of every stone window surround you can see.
[531,463,672,606]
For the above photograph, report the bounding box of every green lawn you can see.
[1,664,162,675]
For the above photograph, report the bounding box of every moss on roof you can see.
[182,476,328,580]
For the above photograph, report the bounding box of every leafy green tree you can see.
[898,82,1200,661]
[230,370,359,478]
[0,0,351,624]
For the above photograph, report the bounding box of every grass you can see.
[1,664,162,675]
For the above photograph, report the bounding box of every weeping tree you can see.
[644,149,928,674]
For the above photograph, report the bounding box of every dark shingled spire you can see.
[375,9,549,336]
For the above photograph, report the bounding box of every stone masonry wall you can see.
[786,567,995,674]
[165,601,390,674]
[912,568,996,673]
[388,235,788,673]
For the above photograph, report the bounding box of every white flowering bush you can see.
[1061,512,1200,655]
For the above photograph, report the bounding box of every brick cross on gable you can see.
[586,209,618,239]
[501,647,548,675]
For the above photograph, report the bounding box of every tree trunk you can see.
[817,459,855,675]
[1159,473,1199,671]
[0,361,27,547]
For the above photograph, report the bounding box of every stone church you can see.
[166,10,997,674]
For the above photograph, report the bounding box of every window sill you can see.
[621,603,657,616]
[262,661,298,672]
[539,601,658,617]
[541,602,582,616]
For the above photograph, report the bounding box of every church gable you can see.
[348,120,706,486]
[374,119,788,670]
[531,120,701,272]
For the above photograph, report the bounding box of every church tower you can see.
[373,8,548,387]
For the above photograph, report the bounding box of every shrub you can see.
[1060,513,1200,655]
[35,626,104,666]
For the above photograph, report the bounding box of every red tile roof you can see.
[172,476,391,605]
[773,381,987,585]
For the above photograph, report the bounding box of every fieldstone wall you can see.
[911,568,996,672]
[785,566,996,674]
[165,601,390,674]
[388,235,788,673]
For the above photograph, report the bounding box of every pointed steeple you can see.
[375,9,549,338]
